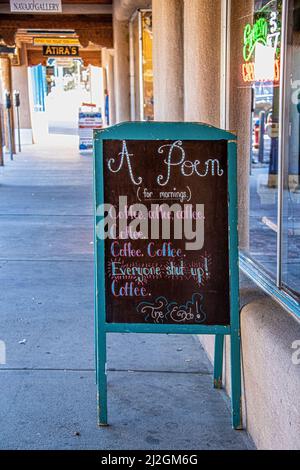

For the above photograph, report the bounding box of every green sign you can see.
[243,18,268,62]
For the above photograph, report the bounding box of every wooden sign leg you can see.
[97,329,108,426]
[95,305,98,385]
[213,334,224,389]
[230,327,242,430]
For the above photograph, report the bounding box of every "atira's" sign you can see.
[42,45,79,57]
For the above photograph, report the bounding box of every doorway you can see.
[29,58,103,145]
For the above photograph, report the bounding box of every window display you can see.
[281,1,300,297]
[130,10,153,121]
[241,0,282,279]
[239,0,300,302]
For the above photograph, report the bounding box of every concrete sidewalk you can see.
[0,136,254,450]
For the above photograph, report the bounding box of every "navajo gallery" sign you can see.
[10,0,62,13]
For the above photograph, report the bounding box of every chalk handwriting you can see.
[137,293,206,324]
[106,140,224,186]
[107,140,142,186]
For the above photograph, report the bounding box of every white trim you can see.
[138,10,144,121]
[220,0,231,390]
[220,0,231,130]
[129,17,136,121]
[277,0,289,288]
[240,253,300,324]
[129,8,152,122]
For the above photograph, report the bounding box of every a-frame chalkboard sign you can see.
[94,122,242,430]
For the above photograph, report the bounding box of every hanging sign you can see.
[10,0,62,13]
[34,37,79,46]
[0,45,16,54]
[94,122,242,430]
[242,9,281,83]
[42,45,79,57]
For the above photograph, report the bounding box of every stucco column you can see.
[152,0,184,121]
[12,44,33,145]
[183,0,221,126]
[229,0,253,251]
[113,16,130,122]
[107,50,116,125]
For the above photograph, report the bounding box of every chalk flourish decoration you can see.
[136,293,206,324]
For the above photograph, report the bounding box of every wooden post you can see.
[213,334,224,389]
[0,57,16,155]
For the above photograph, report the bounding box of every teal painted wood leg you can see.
[213,334,224,389]
[230,328,242,430]
[95,302,98,385]
[94,275,98,385]
[97,330,108,426]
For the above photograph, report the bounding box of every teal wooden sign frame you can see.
[94,122,242,430]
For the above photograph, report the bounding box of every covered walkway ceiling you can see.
[0,0,113,47]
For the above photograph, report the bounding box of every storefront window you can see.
[130,10,154,121]
[238,0,300,306]
[141,11,153,121]
[244,0,282,278]
[282,0,300,297]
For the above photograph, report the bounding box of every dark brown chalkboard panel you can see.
[103,139,229,326]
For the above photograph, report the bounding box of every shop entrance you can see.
[0,10,113,160]
[29,58,103,144]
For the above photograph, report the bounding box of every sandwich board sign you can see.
[94,122,242,429]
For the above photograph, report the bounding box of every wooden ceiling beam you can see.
[0,14,113,48]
